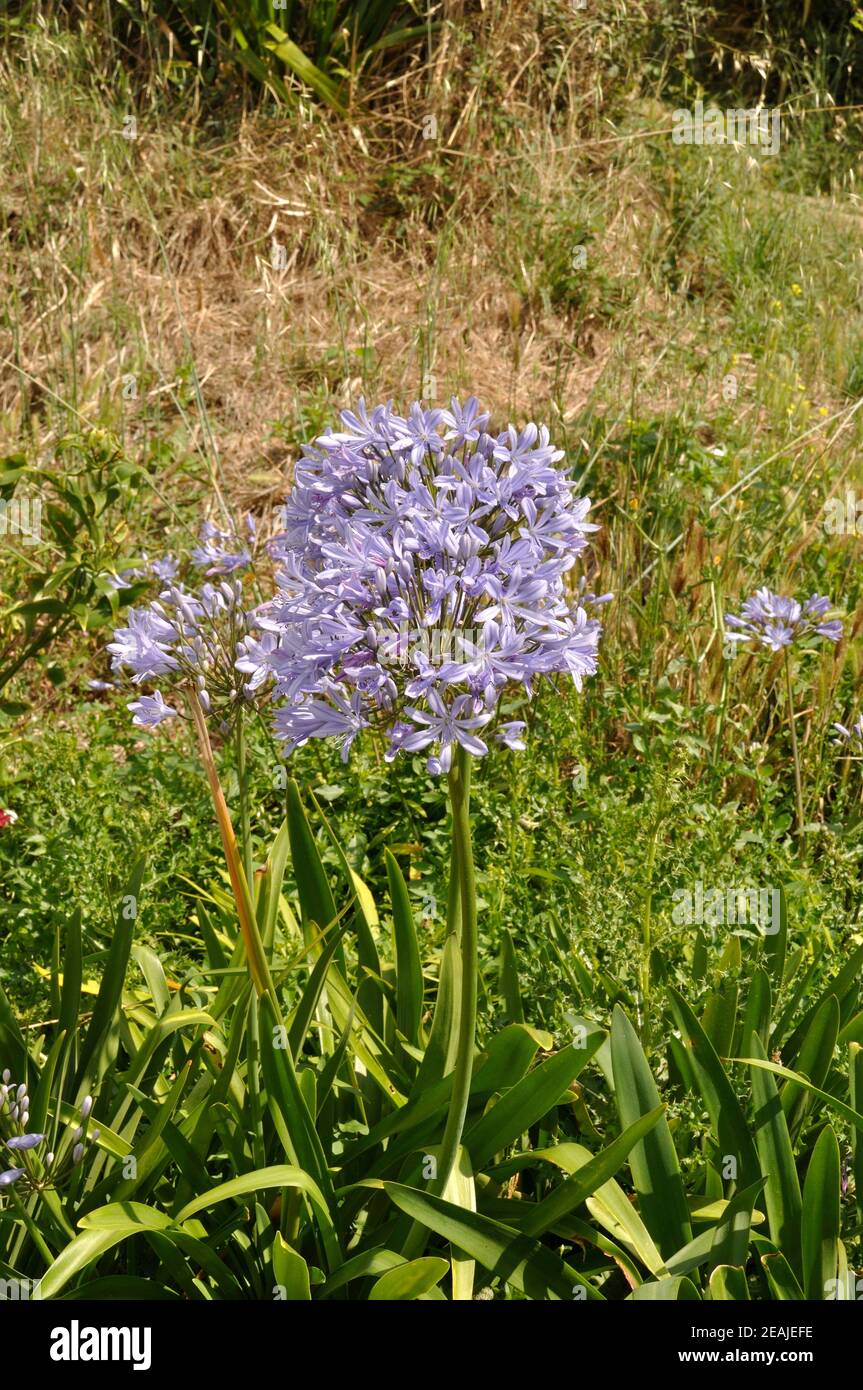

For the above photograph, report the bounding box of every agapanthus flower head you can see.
[249,397,606,773]
[725,589,842,652]
[108,559,259,730]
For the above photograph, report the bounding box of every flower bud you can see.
[73,1143,84,1164]
[80,1096,93,1119]
[2,1069,10,1084]
[73,1127,83,1142]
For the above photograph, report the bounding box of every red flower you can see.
[0,809,17,829]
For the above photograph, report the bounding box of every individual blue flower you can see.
[441,395,490,448]
[0,1168,25,1187]
[274,685,370,763]
[107,607,180,682]
[150,554,179,582]
[401,690,491,774]
[6,1133,45,1151]
[496,721,527,750]
[191,521,251,576]
[127,691,179,728]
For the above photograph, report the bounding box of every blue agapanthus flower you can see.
[5,1133,45,1151]
[244,398,608,773]
[725,589,842,653]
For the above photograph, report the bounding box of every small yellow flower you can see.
[771,298,783,310]
[713,553,722,567]
[786,405,794,415]
[731,353,739,366]
[818,406,829,417]
[791,283,802,296]
[796,380,804,391]
[629,497,639,510]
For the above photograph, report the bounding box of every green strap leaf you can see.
[745,1036,802,1275]
[801,1123,840,1300]
[610,1006,691,1259]
[385,848,424,1047]
[522,1106,665,1238]
[464,1033,603,1171]
[384,1183,602,1301]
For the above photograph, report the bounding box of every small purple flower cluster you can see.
[832,715,863,753]
[107,522,255,729]
[243,398,608,773]
[0,1070,45,1190]
[725,589,842,653]
[0,1078,98,1193]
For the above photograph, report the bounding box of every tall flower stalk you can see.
[783,649,806,840]
[436,745,477,1194]
[249,396,606,1185]
[187,688,271,999]
[724,588,842,849]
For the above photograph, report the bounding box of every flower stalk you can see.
[784,651,806,844]
[435,745,478,1196]
[188,687,272,998]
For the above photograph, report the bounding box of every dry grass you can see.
[0,3,692,488]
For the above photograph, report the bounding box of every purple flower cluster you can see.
[108,571,255,729]
[245,398,607,773]
[0,1069,44,1191]
[725,589,842,653]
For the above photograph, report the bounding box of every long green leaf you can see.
[384,1183,602,1301]
[522,1106,665,1237]
[464,1034,603,1171]
[801,1123,840,1300]
[668,988,760,1189]
[610,1006,691,1259]
[385,848,423,1047]
[747,1036,802,1274]
[76,856,145,1087]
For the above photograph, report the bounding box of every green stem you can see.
[434,745,478,1197]
[9,1186,54,1269]
[446,828,462,941]
[236,709,265,1169]
[236,707,254,888]
[784,651,806,847]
